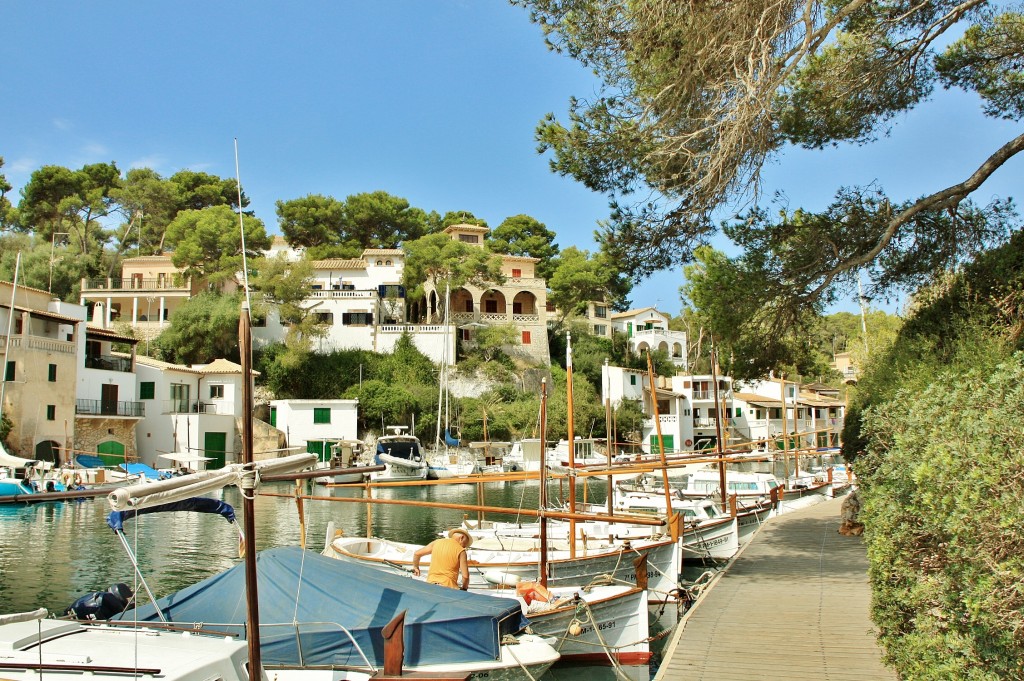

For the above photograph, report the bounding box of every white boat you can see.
[323,531,681,604]
[0,608,272,681]
[425,449,477,479]
[310,439,371,484]
[322,527,653,664]
[371,426,428,482]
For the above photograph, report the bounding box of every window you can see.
[629,375,636,385]
[139,382,155,399]
[313,312,334,325]
[485,299,498,313]
[594,305,607,319]
[522,331,531,344]
[385,260,392,266]
[311,284,322,290]
[46,405,56,421]
[512,268,522,278]
[170,383,190,413]
[342,312,373,326]
[545,301,556,312]
[4,361,13,381]
[376,260,383,265]
[14,319,22,334]
[465,300,474,312]
[594,324,607,335]
[210,384,225,399]
[735,407,742,418]
[458,234,479,244]
[48,364,57,382]
[313,408,331,424]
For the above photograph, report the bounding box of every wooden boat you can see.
[323,530,680,604]
[118,545,560,681]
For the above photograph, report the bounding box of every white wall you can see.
[270,399,360,449]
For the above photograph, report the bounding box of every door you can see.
[306,440,329,463]
[204,432,227,470]
[97,440,126,467]
[101,384,118,415]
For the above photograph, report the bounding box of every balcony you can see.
[76,399,144,418]
[162,400,235,415]
[83,277,189,292]
[84,354,133,373]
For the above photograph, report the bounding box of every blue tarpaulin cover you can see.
[119,462,171,479]
[107,498,236,532]
[116,546,527,667]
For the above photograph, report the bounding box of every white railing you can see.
[1,336,75,355]
[693,418,718,428]
[310,290,374,299]
[479,313,507,322]
[512,314,539,323]
[379,324,449,334]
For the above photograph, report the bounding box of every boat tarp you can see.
[119,462,171,479]
[75,454,106,468]
[117,546,527,667]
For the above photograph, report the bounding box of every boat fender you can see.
[684,439,693,447]
[568,619,583,636]
[483,571,521,586]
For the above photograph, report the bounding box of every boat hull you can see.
[325,535,681,603]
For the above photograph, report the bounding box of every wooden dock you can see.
[656,498,896,680]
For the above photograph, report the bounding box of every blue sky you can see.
[3,1,1021,316]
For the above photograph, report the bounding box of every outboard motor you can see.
[65,583,134,620]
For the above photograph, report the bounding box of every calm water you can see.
[0,477,668,680]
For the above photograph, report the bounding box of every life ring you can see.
[684,439,693,447]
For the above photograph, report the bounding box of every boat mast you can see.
[0,252,21,428]
[565,332,576,557]
[235,139,262,677]
[538,378,549,587]
[710,339,728,512]
[645,351,676,540]
[781,376,790,484]
[604,358,613,517]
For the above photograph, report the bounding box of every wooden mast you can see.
[239,302,262,677]
[565,332,576,558]
[781,376,790,485]
[710,339,728,512]
[604,358,613,517]
[538,378,549,587]
[646,351,678,542]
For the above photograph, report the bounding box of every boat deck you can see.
[656,497,896,680]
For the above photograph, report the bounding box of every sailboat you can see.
[425,283,475,479]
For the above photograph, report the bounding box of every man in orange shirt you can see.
[412,528,473,590]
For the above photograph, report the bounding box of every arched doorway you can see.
[34,440,61,465]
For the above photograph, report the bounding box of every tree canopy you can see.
[164,205,271,286]
[487,214,560,279]
[547,245,630,318]
[402,232,506,305]
[276,190,430,258]
[517,0,1023,321]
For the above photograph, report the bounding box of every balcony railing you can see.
[76,399,144,417]
[84,277,188,291]
[161,400,235,415]
[84,354,133,373]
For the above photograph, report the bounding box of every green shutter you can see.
[139,382,155,399]
[269,406,277,427]
[313,408,331,424]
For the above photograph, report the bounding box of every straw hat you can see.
[448,528,474,547]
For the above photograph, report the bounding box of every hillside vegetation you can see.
[845,231,1024,678]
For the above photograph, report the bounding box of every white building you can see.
[251,249,455,364]
[268,399,359,460]
[602,364,845,454]
[610,307,688,368]
[133,357,254,469]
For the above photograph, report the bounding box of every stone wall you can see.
[74,418,139,462]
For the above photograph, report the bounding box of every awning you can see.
[159,452,214,463]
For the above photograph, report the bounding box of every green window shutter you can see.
[269,406,277,427]
[139,382,155,399]
[313,407,331,424]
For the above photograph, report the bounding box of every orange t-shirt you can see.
[425,537,465,588]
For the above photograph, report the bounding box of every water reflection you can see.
[0,478,672,681]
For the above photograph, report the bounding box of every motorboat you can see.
[371,426,428,482]
[0,608,268,681]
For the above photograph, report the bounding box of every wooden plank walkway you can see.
[656,498,896,680]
